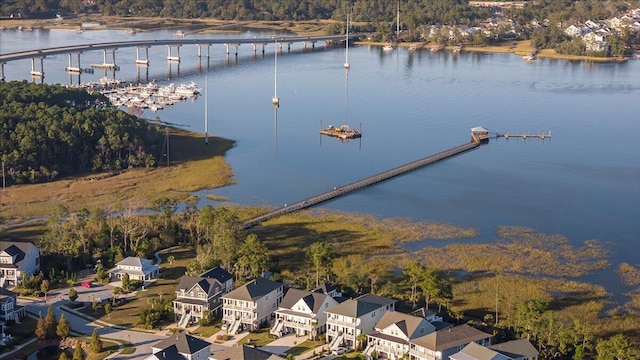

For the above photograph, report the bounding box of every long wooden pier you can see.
[243,139,481,229]
[496,131,551,140]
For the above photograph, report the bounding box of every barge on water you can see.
[320,125,362,139]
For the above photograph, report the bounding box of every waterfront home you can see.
[365,311,437,360]
[449,339,539,360]
[173,267,233,328]
[0,241,40,288]
[325,293,396,351]
[108,256,159,282]
[146,332,211,360]
[408,324,492,360]
[222,277,285,333]
[271,287,339,340]
[0,287,24,323]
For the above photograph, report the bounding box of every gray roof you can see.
[374,311,436,339]
[211,344,285,360]
[149,345,184,360]
[0,241,37,266]
[200,267,233,283]
[489,339,539,359]
[176,276,222,296]
[411,324,492,351]
[117,256,153,268]
[450,342,510,360]
[279,288,330,314]
[326,293,395,318]
[152,332,211,356]
[313,283,338,294]
[0,287,17,303]
[223,277,284,302]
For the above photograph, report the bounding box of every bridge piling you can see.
[1,62,5,81]
[30,57,44,78]
[136,46,150,65]
[167,45,181,62]
[65,52,82,73]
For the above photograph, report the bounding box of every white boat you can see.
[175,30,185,37]
[383,43,394,52]
[175,82,200,97]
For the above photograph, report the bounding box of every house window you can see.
[190,291,194,296]
[198,293,206,299]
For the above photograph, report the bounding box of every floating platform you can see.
[319,124,361,140]
[497,131,551,140]
[91,63,120,71]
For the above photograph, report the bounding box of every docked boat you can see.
[383,43,394,52]
[523,53,541,62]
[175,30,185,37]
[320,125,362,140]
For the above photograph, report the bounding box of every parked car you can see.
[81,282,93,288]
[332,347,348,355]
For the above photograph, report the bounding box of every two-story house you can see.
[0,241,40,288]
[325,293,396,351]
[365,311,437,360]
[271,288,339,340]
[211,344,285,360]
[409,324,492,360]
[0,287,24,324]
[109,256,159,282]
[173,267,233,328]
[449,339,539,360]
[146,332,212,360]
[222,277,285,333]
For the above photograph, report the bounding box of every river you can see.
[1,27,639,302]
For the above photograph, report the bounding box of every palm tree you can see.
[112,287,123,306]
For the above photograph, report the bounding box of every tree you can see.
[41,279,50,302]
[44,305,58,338]
[104,303,112,319]
[112,286,123,306]
[68,288,78,302]
[403,261,425,308]
[122,272,131,291]
[167,255,175,268]
[73,339,84,360]
[595,334,637,360]
[90,329,103,353]
[35,314,47,339]
[56,313,72,339]
[59,351,70,360]
[236,234,270,279]
[306,241,336,288]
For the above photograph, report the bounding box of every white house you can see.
[222,277,285,333]
[146,332,211,360]
[325,293,396,351]
[109,256,159,282]
[0,241,40,288]
[365,311,437,360]
[409,324,492,360]
[271,287,339,340]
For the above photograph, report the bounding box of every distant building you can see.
[173,267,233,328]
[271,287,339,340]
[0,241,40,288]
[449,339,539,360]
[0,287,24,323]
[146,332,211,360]
[365,311,437,360]
[211,344,285,360]
[222,277,285,332]
[109,256,159,282]
[409,324,492,360]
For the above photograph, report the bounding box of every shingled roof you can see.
[151,332,211,356]
[326,293,395,318]
[411,324,492,352]
[223,277,284,302]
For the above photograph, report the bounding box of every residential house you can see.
[325,293,396,351]
[365,311,437,360]
[449,339,539,360]
[409,324,492,360]
[564,24,590,37]
[0,287,24,323]
[210,344,285,360]
[584,20,602,29]
[146,332,212,360]
[0,241,40,288]
[313,283,342,299]
[173,267,233,328]
[271,288,339,340]
[583,32,610,52]
[109,256,159,282]
[222,277,285,333]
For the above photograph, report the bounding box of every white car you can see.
[332,347,348,355]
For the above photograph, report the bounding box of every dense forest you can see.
[0,81,162,185]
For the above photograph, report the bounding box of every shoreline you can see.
[0,16,630,63]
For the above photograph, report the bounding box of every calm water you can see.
[2,28,639,300]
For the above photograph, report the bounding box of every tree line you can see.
[0,81,162,186]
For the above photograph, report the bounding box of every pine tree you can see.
[59,351,70,360]
[56,313,72,339]
[73,340,84,360]
[44,305,58,338]
[35,315,47,339]
[90,329,103,353]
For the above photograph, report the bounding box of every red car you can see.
[81,282,93,288]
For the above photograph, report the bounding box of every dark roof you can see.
[431,321,454,331]
[223,277,284,302]
[211,344,285,360]
[279,288,331,314]
[411,324,492,351]
[0,242,31,265]
[152,332,211,356]
[200,267,233,283]
[313,283,337,294]
[176,276,222,296]
[489,339,539,359]
[149,345,184,360]
[326,293,395,318]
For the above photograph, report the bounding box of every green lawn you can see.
[243,329,277,347]
[285,340,324,356]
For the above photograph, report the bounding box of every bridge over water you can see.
[242,129,490,229]
[0,34,361,80]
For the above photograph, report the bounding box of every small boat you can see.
[430,44,444,52]
[382,43,394,52]
[453,45,462,53]
[320,124,362,140]
[124,28,136,35]
[523,53,541,62]
[174,30,185,37]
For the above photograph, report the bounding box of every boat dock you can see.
[497,131,551,140]
[319,125,362,140]
[243,128,484,229]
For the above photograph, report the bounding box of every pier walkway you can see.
[243,139,480,229]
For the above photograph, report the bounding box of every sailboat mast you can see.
[396,1,400,39]
[204,74,208,144]
[344,13,350,69]
[272,39,279,106]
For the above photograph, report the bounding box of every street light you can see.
[127,334,131,344]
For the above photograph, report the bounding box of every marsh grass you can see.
[0,130,234,219]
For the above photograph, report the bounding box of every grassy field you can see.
[285,340,325,356]
[0,129,234,220]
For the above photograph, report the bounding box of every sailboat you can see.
[344,13,350,69]
[272,40,280,107]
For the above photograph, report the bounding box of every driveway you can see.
[259,333,302,356]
